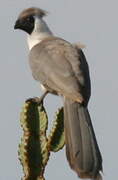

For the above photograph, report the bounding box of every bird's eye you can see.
[26,16,34,23]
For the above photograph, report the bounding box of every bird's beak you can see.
[14,19,22,30]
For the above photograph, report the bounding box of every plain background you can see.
[0,0,118,179]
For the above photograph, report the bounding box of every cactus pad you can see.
[19,101,49,180]
[48,107,65,152]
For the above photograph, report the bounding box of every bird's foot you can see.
[26,97,43,105]
[26,91,48,105]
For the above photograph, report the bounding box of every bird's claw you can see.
[26,97,43,105]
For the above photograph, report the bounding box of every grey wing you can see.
[75,47,91,105]
[29,39,87,103]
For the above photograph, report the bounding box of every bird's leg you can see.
[26,90,48,104]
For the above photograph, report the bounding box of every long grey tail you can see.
[64,98,102,179]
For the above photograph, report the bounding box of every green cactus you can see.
[19,100,65,180]
[19,102,49,180]
[48,107,65,152]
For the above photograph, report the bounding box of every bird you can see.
[14,7,102,180]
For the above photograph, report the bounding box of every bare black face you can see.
[14,15,35,34]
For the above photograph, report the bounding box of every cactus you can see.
[19,100,65,180]
[48,107,65,152]
[19,102,49,180]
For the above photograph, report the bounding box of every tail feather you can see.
[64,98,102,179]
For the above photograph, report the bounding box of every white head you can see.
[14,7,53,50]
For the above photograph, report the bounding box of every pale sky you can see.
[0,0,118,179]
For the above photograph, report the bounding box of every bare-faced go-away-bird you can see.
[14,7,102,180]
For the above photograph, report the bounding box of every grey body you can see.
[29,37,89,103]
[14,7,102,179]
[29,37,102,179]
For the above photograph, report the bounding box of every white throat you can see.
[27,17,53,50]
